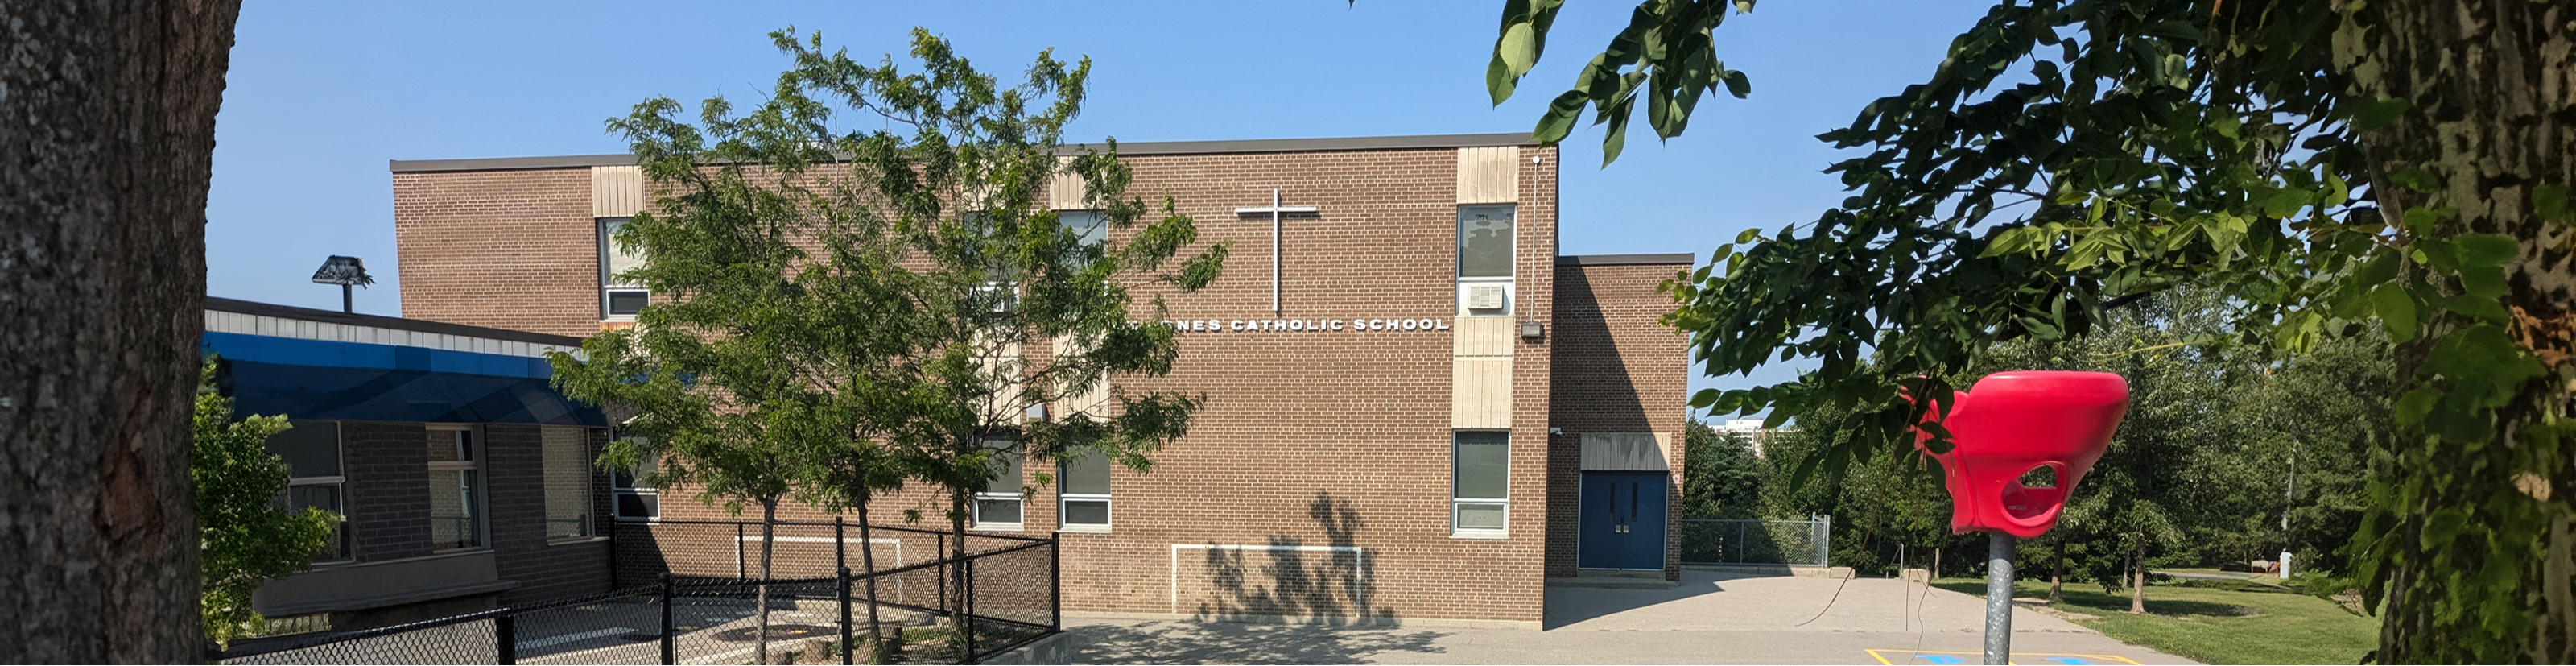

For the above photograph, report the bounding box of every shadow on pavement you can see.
[1541,570,1733,629]
[1071,621,1450,664]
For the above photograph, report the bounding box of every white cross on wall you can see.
[1234,188,1319,315]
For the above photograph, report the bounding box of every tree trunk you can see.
[758,501,775,665]
[2338,1,2576,661]
[2129,538,2145,614]
[2049,540,2063,605]
[1931,541,1942,581]
[949,487,969,647]
[0,0,242,661]
[857,496,887,664]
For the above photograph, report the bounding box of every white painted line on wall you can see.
[1167,544,1367,614]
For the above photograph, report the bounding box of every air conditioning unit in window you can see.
[1466,284,1506,310]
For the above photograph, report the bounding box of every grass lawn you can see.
[1932,577,2376,665]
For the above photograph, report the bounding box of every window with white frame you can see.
[1058,450,1111,532]
[1452,431,1510,536]
[267,420,349,561]
[540,427,594,540]
[600,218,648,318]
[610,449,659,520]
[426,426,486,550]
[972,443,1024,530]
[1456,205,1516,316]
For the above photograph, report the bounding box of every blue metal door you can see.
[1579,471,1670,570]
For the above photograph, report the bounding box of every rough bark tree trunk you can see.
[758,500,776,665]
[857,495,887,664]
[2050,540,2064,605]
[2338,0,2576,661]
[0,1,243,661]
[2129,539,2145,614]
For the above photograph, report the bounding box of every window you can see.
[1453,431,1510,536]
[540,427,593,540]
[426,426,485,550]
[1058,451,1111,532]
[972,444,1024,530]
[610,449,658,520]
[600,218,648,318]
[266,420,349,561]
[1059,210,1107,248]
[1456,205,1516,315]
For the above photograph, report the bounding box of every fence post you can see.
[1736,521,1746,564]
[838,565,854,666]
[1050,539,1062,633]
[962,555,978,664]
[659,573,675,665]
[496,612,517,665]
[1819,515,1833,567]
[736,523,747,579]
[835,515,847,573]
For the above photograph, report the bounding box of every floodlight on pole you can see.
[311,255,375,313]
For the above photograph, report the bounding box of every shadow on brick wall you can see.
[1191,491,1385,623]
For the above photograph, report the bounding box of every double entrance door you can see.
[1577,470,1669,570]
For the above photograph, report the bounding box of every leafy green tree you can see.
[1680,419,1764,519]
[583,27,1225,647]
[192,358,335,648]
[1480,1,2571,658]
[1758,402,1955,577]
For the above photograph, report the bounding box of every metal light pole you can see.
[310,255,374,313]
[1984,532,2016,664]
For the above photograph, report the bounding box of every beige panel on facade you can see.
[592,165,644,217]
[1053,337,1110,418]
[1049,157,1088,210]
[1451,356,1513,428]
[1580,433,1669,471]
[1452,316,1516,357]
[1455,146,1519,204]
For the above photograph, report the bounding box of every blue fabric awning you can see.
[204,331,605,426]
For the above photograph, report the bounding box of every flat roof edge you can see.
[1556,253,1698,267]
[390,133,1544,172]
[204,296,588,346]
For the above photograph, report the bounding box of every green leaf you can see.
[2456,234,2517,267]
[2458,266,2508,300]
[1533,90,1587,143]
[2394,387,2442,425]
[2445,294,2512,324]
[2356,250,2401,286]
[1485,54,1519,106]
[1721,68,1751,99]
[2348,97,2412,132]
[2536,183,2573,224]
[2372,284,2417,341]
[2388,168,2439,194]
[1497,23,1540,77]
[2262,188,2309,218]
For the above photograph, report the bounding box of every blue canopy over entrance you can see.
[204,331,604,426]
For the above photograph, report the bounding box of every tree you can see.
[0,0,245,660]
[1679,419,1764,519]
[1480,1,2572,659]
[587,27,1225,652]
[192,358,336,647]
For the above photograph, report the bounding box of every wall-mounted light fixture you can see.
[1518,321,1545,341]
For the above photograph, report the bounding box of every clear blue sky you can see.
[208,1,1993,414]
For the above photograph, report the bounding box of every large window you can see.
[266,420,349,561]
[427,426,485,550]
[600,218,648,318]
[1452,431,1510,537]
[610,454,659,520]
[540,427,593,540]
[972,445,1024,530]
[1058,451,1111,532]
[1059,209,1107,248]
[1456,205,1516,315]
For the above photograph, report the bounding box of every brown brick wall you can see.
[1546,262,1691,580]
[395,142,1639,624]
[394,168,600,337]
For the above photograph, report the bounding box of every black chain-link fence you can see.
[218,522,1057,665]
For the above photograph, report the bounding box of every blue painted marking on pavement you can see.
[1914,655,1965,664]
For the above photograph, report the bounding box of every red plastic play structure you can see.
[1913,371,2130,539]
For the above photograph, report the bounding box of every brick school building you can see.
[388,133,1690,628]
